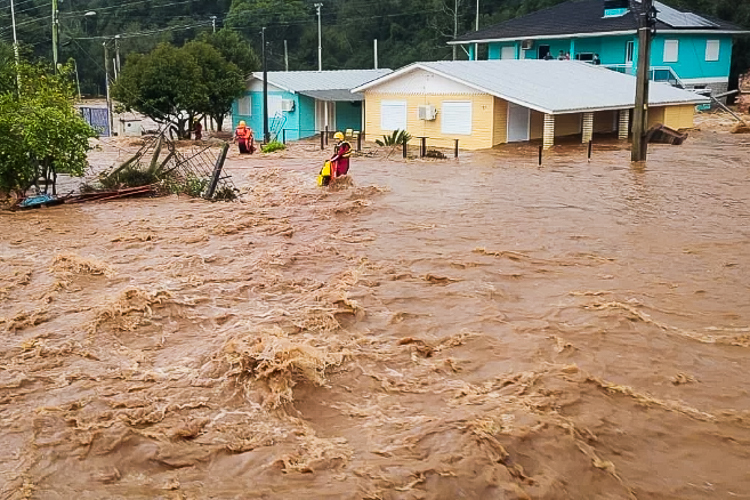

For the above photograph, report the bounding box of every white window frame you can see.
[441,101,473,136]
[238,96,252,116]
[664,39,679,63]
[705,40,720,62]
[380,100,408,131]
[626,41,634,64]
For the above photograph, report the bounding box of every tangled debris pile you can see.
[83,133,236,202]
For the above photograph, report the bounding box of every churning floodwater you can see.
[1,127,749,499]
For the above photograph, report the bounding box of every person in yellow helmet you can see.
[234,120,255,154]
[330,131,352,178]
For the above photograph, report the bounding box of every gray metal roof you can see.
[250,69,392,101]
[353,60,709,115]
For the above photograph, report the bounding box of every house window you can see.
[664,39,679,63]
[576,53,595,62]
[538,45,551,60]
[626,41,634,64]
[238,96,252,116]
[380,100,407,131]
[441,101,473,135]
[705,40,720,62]
[501,46,516,60]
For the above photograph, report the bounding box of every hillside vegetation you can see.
[1,0,748,95]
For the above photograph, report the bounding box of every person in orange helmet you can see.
[330,131,352,178]
[234,120,255,154]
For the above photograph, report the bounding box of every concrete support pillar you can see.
[582,112,594,143]
[618,109,630,140]
[543,114,555,150]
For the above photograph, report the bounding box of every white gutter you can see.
[449,29,750,45]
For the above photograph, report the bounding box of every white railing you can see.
[603,64,686,89]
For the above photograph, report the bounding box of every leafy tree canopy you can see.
[111,41,246,137]
[0,55,95,197]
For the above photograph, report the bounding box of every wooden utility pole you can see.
[262,27,269,144]
[631,0,655,162]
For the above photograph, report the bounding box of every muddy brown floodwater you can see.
[1,128,749,499]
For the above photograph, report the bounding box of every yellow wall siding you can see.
[530,111,544,140]
[493,98,508,145]
[593,111,617,133]
[663,105,695,129]
[647,107,665,129]
[364,92,495,150]
[556,114,583,137]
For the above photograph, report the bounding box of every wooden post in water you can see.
[588,141,593,162]
[205,143,230,200]
[538,145,543,166]
[454,139,459,159]
[402,135,408,158]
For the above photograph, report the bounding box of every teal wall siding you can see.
[233,92,366,141]
[298,95,317,139]
[650,34,732,80]
[335,101,363,133]
[486,33,732,82]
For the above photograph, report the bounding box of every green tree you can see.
[112,41,246,137]
[111,43,207,139]
[199,28,260,75]
[183,40,246,131]
[0,58,95,197]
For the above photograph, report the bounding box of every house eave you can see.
[450,29,750,45]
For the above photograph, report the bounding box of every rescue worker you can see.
[234,120,255,154]
[330,131,353,178]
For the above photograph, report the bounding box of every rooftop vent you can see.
[603,0,629,18]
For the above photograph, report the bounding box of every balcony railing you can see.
[603,64,686,89]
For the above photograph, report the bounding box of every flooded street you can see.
[1,127,749,499]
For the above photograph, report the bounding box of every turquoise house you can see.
[232,69,392,142]
[451,0,749,95]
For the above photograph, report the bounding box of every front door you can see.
[538,45,551,60]
[507,103,530,143]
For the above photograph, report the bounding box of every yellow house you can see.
[352,60,708,150]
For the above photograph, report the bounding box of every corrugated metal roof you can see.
[250,69,392,100]
[354,60,709,115]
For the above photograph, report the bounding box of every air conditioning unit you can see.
[281,99,295,112]
[521,39,534,50]
[417,104,437,121]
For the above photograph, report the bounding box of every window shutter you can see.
[380,100,407,131]
[705,40,720,62]
[664,40,679,63]
[441,101,473,135]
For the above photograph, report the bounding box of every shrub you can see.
[375,129,412,146]
[262,140,286,153]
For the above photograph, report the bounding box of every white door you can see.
[507,103,530,142]
[501,46,516,60]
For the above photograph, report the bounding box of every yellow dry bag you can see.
[317,160,332,186]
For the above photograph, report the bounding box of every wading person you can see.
[234,121,255,154]
[330,131,352,179]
